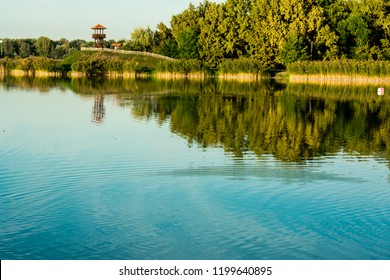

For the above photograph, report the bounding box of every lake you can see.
[0,76,389,260]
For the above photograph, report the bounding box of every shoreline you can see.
[2,69,390,85]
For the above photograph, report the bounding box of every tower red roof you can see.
[91,24,106,29]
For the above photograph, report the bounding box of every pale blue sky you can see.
[1,0,223,40]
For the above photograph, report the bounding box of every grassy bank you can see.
[62,51,162,76]
[2,52,390,83]
[0,57,64,76]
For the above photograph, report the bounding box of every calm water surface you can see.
[1,77,389,259]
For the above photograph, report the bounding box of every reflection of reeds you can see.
[155,72,206,80]
[290,74,390,85]
[67,76,279,96]
[288,60,390,85]
[285,83,390,102]
[217,73,259,81]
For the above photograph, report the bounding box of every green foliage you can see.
[177,27,201,59]
[153,23,178,58]
[3,0,390,74]
[2,39,18,58]
[279,33,310,64]
[0,38,85,59]
[130,27,155,52]
[0,57,63,73]
[169,0,390,68]
[199,1,225,67]
[31,57,63,72]
[35,37,53,57]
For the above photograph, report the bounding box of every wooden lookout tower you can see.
[91,24,106,48]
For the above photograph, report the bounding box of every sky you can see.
[1,0,224,41]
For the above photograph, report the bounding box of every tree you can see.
[248,0,303,67]
[153,22,178,57]
[69,39,86,50]
[177,27,200,59]
[35,36,53,57]
[130,27,154,52]
[199,2,225,67]
[16,39,36,58]
[347,12,371,59]
[219,0,252,58]
[2,39,17,57]
[279,33,309,64]
[52,38,70,59]
[171,2,210,59]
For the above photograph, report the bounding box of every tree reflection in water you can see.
[1,76,389,163]
[119,81,390,163]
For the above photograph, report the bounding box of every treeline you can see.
[127,0,390,68]
[0,37,87,59]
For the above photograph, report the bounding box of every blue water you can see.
[1,81,390,260]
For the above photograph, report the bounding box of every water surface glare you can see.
[1,78,390,260]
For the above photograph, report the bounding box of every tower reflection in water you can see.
[91,95,105,124]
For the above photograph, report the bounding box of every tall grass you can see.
[218,58,264,75]
[156,59,203,74]
[287,60,390,76]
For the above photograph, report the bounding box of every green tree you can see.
[199,2,225,67]
[52,38,70,59]
[219,0,252,58]
[69,39,86,50]
[130,27,155,52]
[35,36,53,57]
[279,33,309,64]
[153,22,178,58]
[248,0,307,67]
[2,39,17,57]
[347,12,371,59]
[177,27,201,59]
[171,2,210,59]
[16,39,36,58]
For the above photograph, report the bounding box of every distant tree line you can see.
[0,37,88,59]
